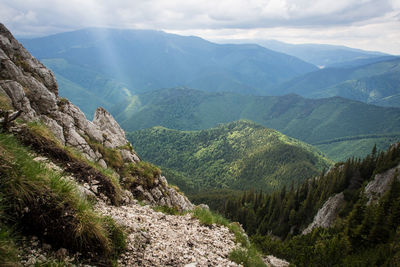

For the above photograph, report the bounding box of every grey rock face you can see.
[0,23,193,211]
[365,163,400,205]
[93,107,127,148]
[133,175,194,211]
[302,192,345,234]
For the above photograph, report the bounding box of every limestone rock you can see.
[0,81,36,120]
[265,255,290,267]
[93,107,127,148]
[365,163,400,205]
[302,192,345,234]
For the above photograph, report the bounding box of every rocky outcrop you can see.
[264,255,290,267]
[365,163,400,205]
[0,23,192,211]
[302,192,345,234]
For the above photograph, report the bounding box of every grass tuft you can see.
[228,246,266,267]
[0,223,19,266]
[0,132,126,263]
[20,122,123,205]
[0,92,13,110]
[122,161,161,189]
[192,206,229,226]
[152,205,181,215]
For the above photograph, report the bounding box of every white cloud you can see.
[0,0,399,53]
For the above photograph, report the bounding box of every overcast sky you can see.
[1,0,399,54]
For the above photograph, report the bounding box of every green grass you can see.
[228,246,266,267]
[152,205,181,215]
[122,161,161,189]
[24,121,124,205]
[83,135,124,170]
[0,92,13,110]
[0,223,19,267]
[0,132,126,263]
[192,207,230,226]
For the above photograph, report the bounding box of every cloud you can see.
[0,0,399,53]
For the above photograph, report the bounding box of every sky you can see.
[0,0,400,54]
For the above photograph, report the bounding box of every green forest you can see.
[127,120,331,196]
[221,144,400,266]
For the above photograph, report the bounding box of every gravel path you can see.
[96,201,241,267]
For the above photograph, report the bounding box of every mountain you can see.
[276,57,400,107]
[248,39,390,67]
[127,120,332,196]
[0,23,267,266]
[40,58,131,119]
[114,87,400,160]
[19,28,317,116]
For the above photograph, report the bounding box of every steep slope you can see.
[276,57,400,107]
[127,121,332,195]
[116,88,400,159]
[20,28,317,115]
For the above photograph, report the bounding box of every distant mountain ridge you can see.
[20,28,317,116]
[243,39,390,67]
[116,87,400,161]
[115,87,400,139]
[276,57,400,107]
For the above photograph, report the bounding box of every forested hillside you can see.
[223,144,400,266]
[127,121,331,198]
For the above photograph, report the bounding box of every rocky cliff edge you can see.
[0,23,193,211]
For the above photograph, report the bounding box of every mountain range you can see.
[2,23,400,266]
[113,87,400,160]
[244,39,391,68]
[20,28,317,116]
[19,29,400,117]
[275,57,400,107]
